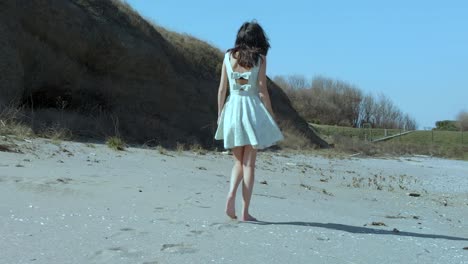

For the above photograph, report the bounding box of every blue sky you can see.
[125,0,468,129]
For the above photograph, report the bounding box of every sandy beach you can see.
[1,137,467,264]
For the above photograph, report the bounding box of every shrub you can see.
[106,136,125,151]
[434,120,459,131]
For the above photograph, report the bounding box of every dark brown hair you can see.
[227,20,270,68]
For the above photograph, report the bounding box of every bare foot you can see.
[241,214,257,222]
[225,195,237,219]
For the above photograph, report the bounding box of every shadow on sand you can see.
[245,221,468,241]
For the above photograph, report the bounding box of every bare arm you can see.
[217,61,228,123]
[258,55,275,117]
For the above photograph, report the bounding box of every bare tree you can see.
[374,93,397,129]
[457,110,468,130]
[287,75,310,90]
[402,113,417,130]
[342,85,362,127]
[359,93,376,127]
[274,74,417,130]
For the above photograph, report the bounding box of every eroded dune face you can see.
[0,0,328,148]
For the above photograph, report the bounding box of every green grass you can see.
[397,130,467,146]
[311,123,403,141]
[394,130,468,160]
[312,123,468,160]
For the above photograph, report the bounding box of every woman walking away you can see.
[214,20,284,221]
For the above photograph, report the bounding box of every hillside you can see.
[0,0,328,148]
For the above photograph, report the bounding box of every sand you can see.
[0,137,467,264]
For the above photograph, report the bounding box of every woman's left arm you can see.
[258,56,275,118]
[217,61,228,124]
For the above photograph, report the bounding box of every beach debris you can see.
[15,164,24,167]
[61,148,73,157]
[463,247,468,250]
[300,183,312,190]
[139,189,142,192]
[392,228,400,233]
[286,162,297,166]
[322,189,334,196]
[408,193,421,197]
[196,166,207,170]
[86,157,100,163]
[384,214,407,219]
[56,178,72,184]
[371,222,387,226]
[0,144,13,152]
[259,180,268,185]
[319,178,328,182]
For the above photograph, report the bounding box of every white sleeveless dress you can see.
[214,52,284,149]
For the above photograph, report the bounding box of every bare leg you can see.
[225,147,244,219]
[241,145,258,221]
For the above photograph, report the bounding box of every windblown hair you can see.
[227,20,270,68]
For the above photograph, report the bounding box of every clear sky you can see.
[125,0,468,129]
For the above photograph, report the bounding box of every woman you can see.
[214,21,284,221]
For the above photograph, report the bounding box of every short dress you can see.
[214,52,284,149]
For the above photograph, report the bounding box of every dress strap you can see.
[224,52,232,73]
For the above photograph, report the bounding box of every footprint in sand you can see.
[186,230,205,237]
[15,179,81,195]
[160,243,198,254]
[90,246,144,262]
[107,227,138,240]
[209,222,239,230]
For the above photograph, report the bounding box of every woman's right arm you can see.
[217,61,228,124]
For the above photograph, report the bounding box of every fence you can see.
[312,124,467,144]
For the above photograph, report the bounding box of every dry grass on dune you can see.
[154,26,224,79]
[0,106,33,139]
[277,121,314,150]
